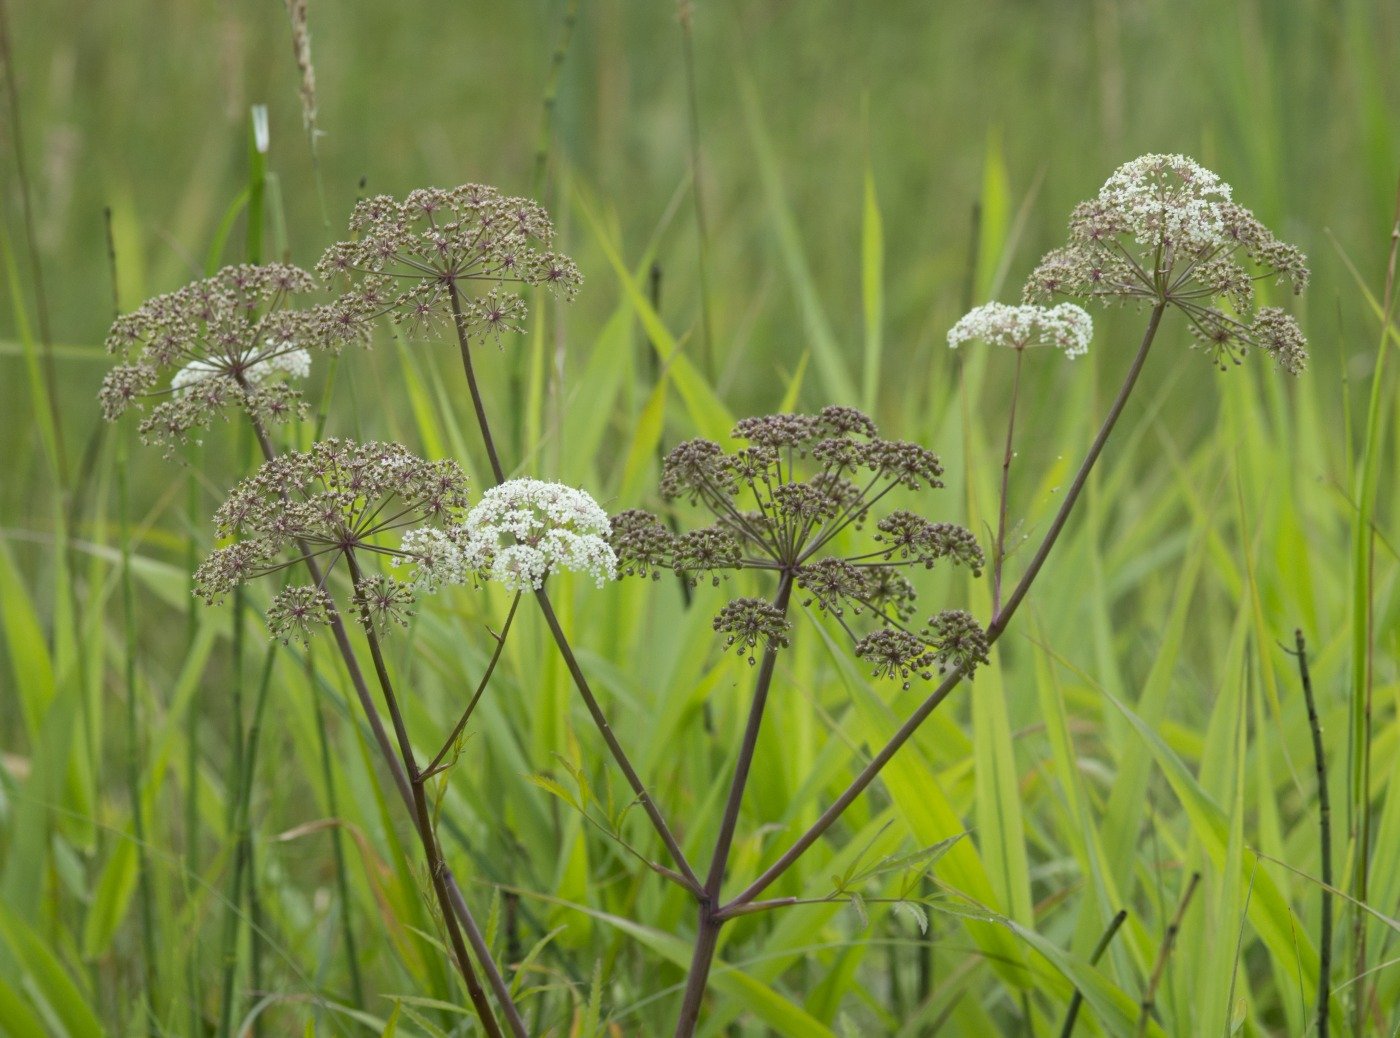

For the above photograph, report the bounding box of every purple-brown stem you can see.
[345,550,513,1038]
[246,415,525,1036]
[447,286,702,894]
[721,302,1165,919]
[672,573,794,1035]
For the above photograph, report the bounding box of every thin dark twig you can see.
[1292,629,1332,1037]
[1059,909,1127,1038]
[1137,872,1199,1036]
[423,593,522,778]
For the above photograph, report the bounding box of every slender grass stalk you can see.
[677,0,716,378]
[215,572,250,1038]
[991,347,1025,614]
[531,0,578,199]
[1137,872,1199,1037]
[725,303,1167,915]
[343,550,513,1038]
[1346,177,1399,1033]
[1293,630,1332,1037]
[118,428,160,1022]
[308,643,365,1008]
[674,574,795,1035]
[0,0,65,486]
[1058,909,1127,1038]
[446,283,702,894]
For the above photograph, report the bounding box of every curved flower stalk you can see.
[610,407,983,1034]
[317,184,582,346]
[947,301,1095,609]
[100,264,354,452]
[1024,153,1309,372]
[193,441,522,1037]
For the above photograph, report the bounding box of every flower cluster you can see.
[397,479,617,594]
[317,184,582,347]
[100,264,354,451]
[194,439,470,641]
[611,407,987,680]
[947,302,1093,359]
[1023,154,1310,373]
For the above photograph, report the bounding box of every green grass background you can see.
[1,0,1397,1034]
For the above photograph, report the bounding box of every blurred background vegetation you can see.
[1,1,1398,1034]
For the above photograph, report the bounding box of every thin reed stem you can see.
[1059,909,1127,1038]
[309,643,366,1008]
[725,302,1166,914]
[1137,872,1199,1037]
[1294,630,1331,1037]
[118,432,160,1022]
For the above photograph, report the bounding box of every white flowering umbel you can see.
[1024,153,1310,373]
[401,479,617,593]
[947,302,1093,358]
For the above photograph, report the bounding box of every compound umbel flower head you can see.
[1024,154,1310,374]
[194,439,470,642]
[100,264,356,452]
[610,406,987,679]
[317,184,582,347]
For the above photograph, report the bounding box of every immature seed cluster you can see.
[194,439,470,641]
[611,407,986,680]
[100,264,353,451]
[1023,153,1310,373]
[317,184,582,346]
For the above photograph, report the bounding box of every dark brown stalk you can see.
[345,551,509,1038]
[673,574,795,1035]
[245,415,524,1034]
[1058,909,1127,1038]
[724,302,1166,915]
[1137,872,1199,1037]
[446,285,702,894]
[1294,629,1331,1038]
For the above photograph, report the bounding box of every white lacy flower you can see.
[171,339,312,394]
[394,527,471,593]
[947,302,1092,359]
[1097,153,1233,253]
[451,479,617,592]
